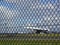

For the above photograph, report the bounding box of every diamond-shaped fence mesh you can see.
[0,0,60,45]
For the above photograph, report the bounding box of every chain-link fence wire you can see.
[0,34,60,45]
[0,0,60,33]
[0,0,60,45]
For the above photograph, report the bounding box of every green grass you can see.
[0,40,60,45]
[0,34,60,45]
[0,34,60,37]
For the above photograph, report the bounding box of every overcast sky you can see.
[0,0,60,33]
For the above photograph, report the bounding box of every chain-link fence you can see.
[0,0,60,45]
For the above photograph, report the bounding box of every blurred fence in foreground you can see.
[0,34,60,45]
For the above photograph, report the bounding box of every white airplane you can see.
[24,26,50,34]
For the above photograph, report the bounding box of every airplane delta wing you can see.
[24,26,50,34]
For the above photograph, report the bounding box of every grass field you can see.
[0,40,60,45]
[0,34,60,45]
